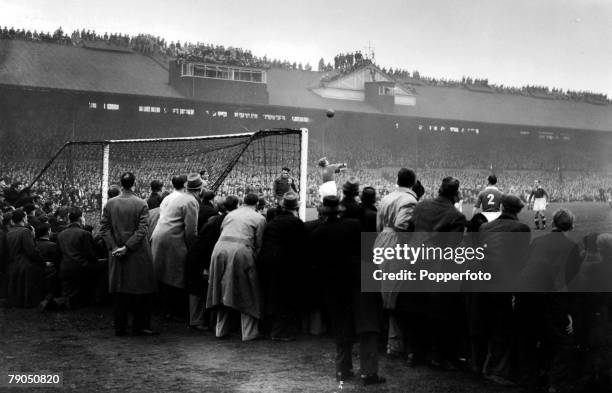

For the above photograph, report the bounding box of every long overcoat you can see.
[310,216,381,335]
[6,225,44,307]
[151,190,199,289]
[100,190,157,294]
[206,206,265,319]
[258,210,307,316]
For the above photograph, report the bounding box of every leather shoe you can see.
[336,370,355,382]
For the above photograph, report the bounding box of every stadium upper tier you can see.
[0,39,611,132]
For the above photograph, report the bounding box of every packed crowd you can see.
[2,147,612,228]
[0,25,311,71]
[388,68,610,103]
[1,167,610,391]
[3,24,609,103]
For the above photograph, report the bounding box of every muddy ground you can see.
[0,306,523,393]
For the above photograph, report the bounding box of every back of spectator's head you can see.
[35,222,51,239]
[68,207,83,223]
[397,168,416,188]
[217,200,227,214]
[150,180,163,192]
[244,193,259,206]
[171,175,187,190]
[488,174,498,185]
[361,186,376,205]
[11,209,26,224]
[439,177,460,199]
[107,185,120,199]
[42,201,54,213]
[2,212,13,228]
[412,180,425,200]
[120,172,136,189]
[201,190,215,202]
[553,209,574,232]
[501,194,524,214]
[596,233,612,259]
[23,203,36,215]
[225,195,239,211]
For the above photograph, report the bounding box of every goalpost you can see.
[29,128,309,221]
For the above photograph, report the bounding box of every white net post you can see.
[299,128,309,221]
[101,143,110,215]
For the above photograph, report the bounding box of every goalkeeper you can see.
[317,157,347,201]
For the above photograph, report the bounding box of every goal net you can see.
[27,128,309,224]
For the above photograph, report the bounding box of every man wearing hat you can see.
[272,167,298,205]
[469,194,531,384]
[186,196,240,331]
[310,195,385,385]
[340,177,361,220]
[197,190,217,232]
[258,191,306,341]
[151,173,201,322]
[360,186,377,232]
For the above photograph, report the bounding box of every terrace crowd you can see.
[1,25,609,103]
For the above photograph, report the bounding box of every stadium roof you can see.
[0,40,183,98]
[1,40,611,132]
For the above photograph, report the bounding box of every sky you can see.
[2,0,611,96]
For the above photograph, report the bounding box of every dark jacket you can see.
[310,216,380,334]
[186,212,225,296]
[518,230,582,332]
[410,196,467,233]
[273,176,298,199]
[6,225,44,307]
[519,230,582,292]
[476,212,532,291]
[360,203,377,232]
[99,190,157,294]
[0,227,7,298]
[56,223,99,278]
[395,196,466,315]
[258,210,307,315]
[146,192,163,210]
[36,238,61,266]
[197,202,218,232]
[340,197,362,221]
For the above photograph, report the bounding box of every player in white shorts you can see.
[472,174,503,222]
[528,180,549,230]
[317,157,347,201]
